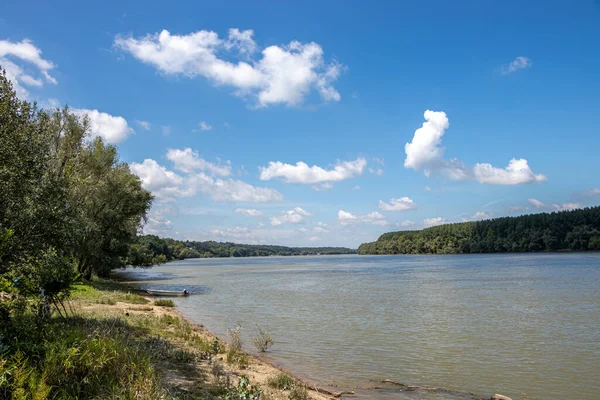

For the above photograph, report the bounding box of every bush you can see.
[252,325,274,352]
[289,385,308,400]
[267,374,296,390]
[154,299,175,307]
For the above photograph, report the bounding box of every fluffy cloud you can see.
[474,158,546,185]
[0,39,57,98]
[502,56,532,74]
[338,210,388,226]
[378,197,416,212]
[135,120,151,130]
[166,148,231,176]
[404,110,545,185]
[259,157,366,184]
[404,110,471,180]
[270,207,311,226]
[72,108,134,144]
[114,29,342,107]
[423,217,446,228]
[528,198,582,212]
[235,208,263,217]
[131,158,282,203]
[312,183,333,192]
[190,173,283,203]
[130,159,188,200]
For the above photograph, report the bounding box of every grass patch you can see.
[267,373,296,390]
[154,299,175,307]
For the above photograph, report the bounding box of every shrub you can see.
[252,325,274,352]
[267,374,295,390]
[228,324,243,354]
[154,299,175,307]
[289,385,308,400]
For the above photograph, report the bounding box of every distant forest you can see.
[358,207,600,255]
[128,235,356,266]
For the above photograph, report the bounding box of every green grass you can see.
[267,373,296,390]
[154,299,175,307]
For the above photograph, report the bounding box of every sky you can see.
[1,0,600,248]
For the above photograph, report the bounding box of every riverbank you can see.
[0,278,338,399]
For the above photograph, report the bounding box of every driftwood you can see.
[380,379,452,393]
[308,384,355,398]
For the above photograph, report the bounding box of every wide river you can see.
[115,253,600,400]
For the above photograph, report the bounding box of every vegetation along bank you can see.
[358,206,600,255]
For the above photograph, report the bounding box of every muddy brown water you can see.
[115,253,600,400]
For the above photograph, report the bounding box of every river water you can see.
[115,253,600,400]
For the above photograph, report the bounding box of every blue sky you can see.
[1,0,599,247]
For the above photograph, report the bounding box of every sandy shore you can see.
[76,282,341,400]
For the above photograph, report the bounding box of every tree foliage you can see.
[0,68,152,310]
[358,207,600,255]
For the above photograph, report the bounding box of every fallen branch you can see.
[380,379,451,393]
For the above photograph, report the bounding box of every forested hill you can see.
[128,235,356,265]
[358,207,600,255]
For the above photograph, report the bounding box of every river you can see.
[114,253,600,400]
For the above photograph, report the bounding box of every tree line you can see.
[358,207,600,255]
[129,234,355,264]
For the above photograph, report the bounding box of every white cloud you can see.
[72,108,134,144]
[313,226,329,234]
[308,236,321,242]
[224,122,230,129]
[0,39,57,98]
[130,159,189,200]
[404,110,471,180]
[135,120,151,130]
[338,210,388,226]
[424,217,446,228]
[259,157,366,184]
[424,186,432,191]
[527,198,582,212]
[502,56,532,74]
[369,168,384,176]
[378,197,416,212]
[474,158,546,185]
[166,148,231,176]
[404,110,545,185]
[143,208,173,236]
[114,29,343,107]
[472,211,491,220]
[588,188,600,195]
[398,220,416,227]
[161,126,172,136]
[198,121,212,131]
[190,173,283,203]
[131,158,281,203]
[270,207,311,226]
[235,208,263,217]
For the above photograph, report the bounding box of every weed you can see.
[225,375,261,400]
[154,299,175,307]
[96,297,117,305]
[288,385,308,400]
[228,324,243,353]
